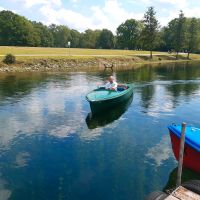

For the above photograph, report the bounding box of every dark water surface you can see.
[0,62,200,200]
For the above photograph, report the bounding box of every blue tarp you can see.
[168,125,200,152]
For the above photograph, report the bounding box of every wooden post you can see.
[176,122,186,188]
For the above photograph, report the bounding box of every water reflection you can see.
[146,135,173,167]
[163,167,200,192]
[0,174,11,200]
[0,62,200,200]
[140,84,155,110]
[0,73,49,103]
[86,95,133,129]
[116,61,200,84]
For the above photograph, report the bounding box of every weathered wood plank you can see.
[165,186,200,200]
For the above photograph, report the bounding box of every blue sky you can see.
[0,0,200,33]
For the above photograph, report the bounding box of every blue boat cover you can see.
[168,125,200,152]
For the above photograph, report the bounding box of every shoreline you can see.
[0,55,200,73]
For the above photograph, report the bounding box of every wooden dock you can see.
[145,123,200,200]
[166,186,200,200]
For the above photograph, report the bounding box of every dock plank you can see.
[165,186,200,200]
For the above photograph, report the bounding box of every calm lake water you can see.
[0,61,200,200]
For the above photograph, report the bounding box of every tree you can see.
[97,29,114,49]
[156,27,168,52]
[116,19,143,50]
[142,7,159,59]
[2,8,200,54]
[32,22,54,47]
[0,10,39,46]
[49,24,71,47]
[187,18,199,59]
[70,29,81,48]
[80,29,101,48]
[173,10,187,59]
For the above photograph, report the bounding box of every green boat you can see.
[86,95,133,129]
[86,84,134,114]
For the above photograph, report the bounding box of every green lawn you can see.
[0,46,199,62]
[0,46,166,56]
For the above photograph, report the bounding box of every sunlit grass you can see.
[0,46,199,62]
[0,46,166,56]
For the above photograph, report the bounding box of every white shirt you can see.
[105,81,118,91]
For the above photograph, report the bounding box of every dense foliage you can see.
[0,8,200,57]
[3,54,16,64]
[116,19,143,50]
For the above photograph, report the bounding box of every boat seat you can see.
[117,84,128,92]
[98,85,128,91]
[117,87,126,91]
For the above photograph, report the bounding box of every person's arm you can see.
[105,82,110,89]
[110,82,118,91]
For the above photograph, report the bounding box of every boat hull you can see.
[88,84,133,114]
[169,131,200,174]
[86,94,133,129]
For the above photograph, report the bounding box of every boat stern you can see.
[168,125,200,174]
[168,125,181,162]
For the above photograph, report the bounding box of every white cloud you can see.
[129,0,198,26]
[0,6,17,13]
[146,135,173,166]
[158,0,187,7]
[158,6,200,26]
[39,0,143,33]
[40,5,93,29]
[90,0,140,31]
[128,0,151,4]
[4,0,200,32]
[184,7,200,18]
[158,11,178,26]
[13,0,62,8]
[131,0,188,8]
[0,6,5,11]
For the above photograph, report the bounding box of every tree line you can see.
[0,8,200,58]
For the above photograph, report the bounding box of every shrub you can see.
[3,54,16,64]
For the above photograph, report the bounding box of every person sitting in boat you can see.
[105,76,118,91]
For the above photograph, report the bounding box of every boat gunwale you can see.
[86,84,134,102]
[168,125,200,152]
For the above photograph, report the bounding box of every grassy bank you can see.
[0,46,200,72]
[0,46,166,58]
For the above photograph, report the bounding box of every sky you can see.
[0,0,200,33]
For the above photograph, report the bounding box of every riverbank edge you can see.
[0,55,199,73]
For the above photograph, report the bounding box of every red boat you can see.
[168,125,200,174]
